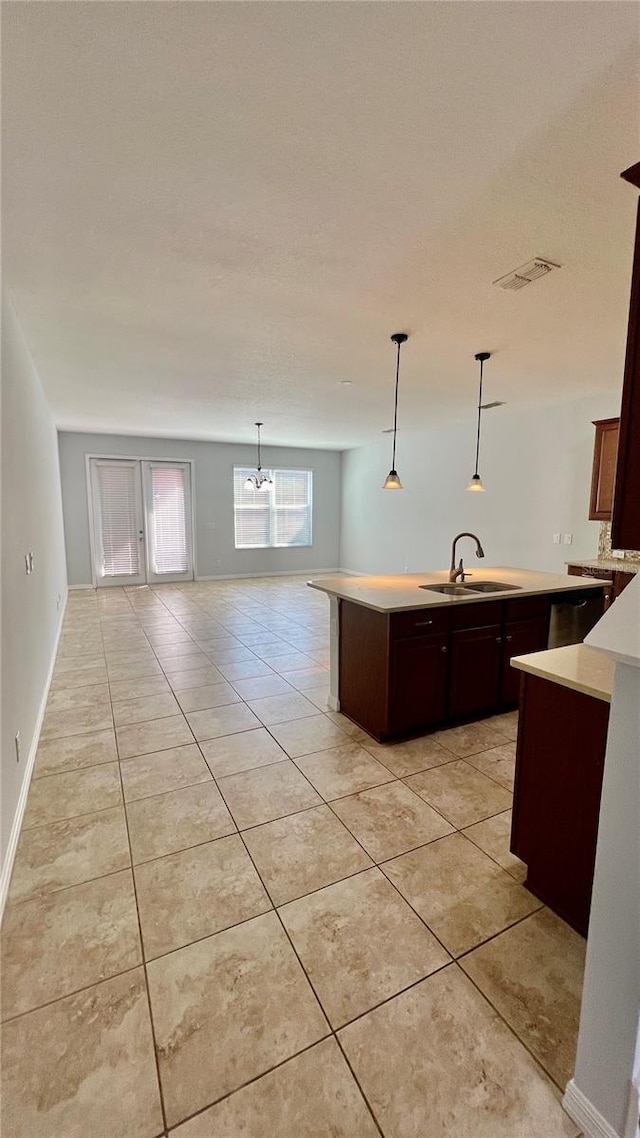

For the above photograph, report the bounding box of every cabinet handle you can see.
[415,620,433,627]
[505,634,512,642]
[496,636,502,643]
[441,645,447,653]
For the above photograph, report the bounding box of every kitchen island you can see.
[510,643,613,935]
[308,567,608,740]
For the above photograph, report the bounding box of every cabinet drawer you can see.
[390,608,450,639]
[451,601,501,630]
[504,595,550,622]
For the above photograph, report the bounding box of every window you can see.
[234,467,313,549]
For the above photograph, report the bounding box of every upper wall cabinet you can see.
[612,162,640,550]
[589,418,619,520]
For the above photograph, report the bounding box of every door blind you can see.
[147,465,189,575]
[95,463,141,578]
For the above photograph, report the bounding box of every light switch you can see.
[563,534,573,545]
[553,534,561,544]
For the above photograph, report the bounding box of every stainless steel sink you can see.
[465,581,521,593]
[419,584,470,595]
[419,580,521,596]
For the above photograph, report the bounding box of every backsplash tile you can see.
[598,522,640,563]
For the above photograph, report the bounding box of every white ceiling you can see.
[3,2,639,450]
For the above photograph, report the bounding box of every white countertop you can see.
[308,566,609,614]
[511,643,613,703]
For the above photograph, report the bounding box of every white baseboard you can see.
[195,568,342,582]
[69,569,353,588]
[563,1079,622,1138]
[0,590,68,919]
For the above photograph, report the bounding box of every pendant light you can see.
[382,332,408,490]
[244,422,273,491]
[466,351,490,492]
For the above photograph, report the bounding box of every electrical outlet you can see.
[15,731,21,763]
[563,533,573,545]
[553,534,561,544]
[611,548,625,559]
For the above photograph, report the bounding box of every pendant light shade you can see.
[383,469,403,490]
[466,352,490,493]
[244,422,273,491]
[382,332,408,490]
[466,473,485,492]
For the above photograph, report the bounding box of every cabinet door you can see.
[390,635,448,734]
[613,570,636,599]
[589,419,619,520]
[501,618,550,706]
[449,626,501,718]
[511,673,608,935]
[612,176,640,549]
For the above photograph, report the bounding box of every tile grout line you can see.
[222,797,387,1138]
[102,592,171,1136]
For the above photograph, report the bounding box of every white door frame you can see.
[85,454,196,588]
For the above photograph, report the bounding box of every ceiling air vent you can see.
[493,257,561,291]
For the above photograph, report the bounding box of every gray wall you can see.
[1,296,68,883]
[58,432,342,586]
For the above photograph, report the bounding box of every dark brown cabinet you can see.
[390,634,448,734]
[511,672,609,935]
[501,617,550,704]
[589,418,619,520]
[567,563,635,609]
[449,624,501,718]
[614,570,636,598]
[612,163,640,550]
[338,592,560,741]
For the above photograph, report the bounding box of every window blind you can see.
[147,465,189,574]
[95,463,141,577]
[234,467,312,548]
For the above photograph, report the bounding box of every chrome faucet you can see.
[449,532,485,583]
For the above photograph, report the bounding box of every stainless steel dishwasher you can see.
[548,590,604,648]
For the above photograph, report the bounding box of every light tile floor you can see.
[1,576,585,1137]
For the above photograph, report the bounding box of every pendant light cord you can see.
[256,423,262,472]
[391,339,401,470]
[473,357,484,478]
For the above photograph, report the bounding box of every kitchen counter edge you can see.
[307,568,608,614]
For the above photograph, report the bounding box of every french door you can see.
[89,458,194,586]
